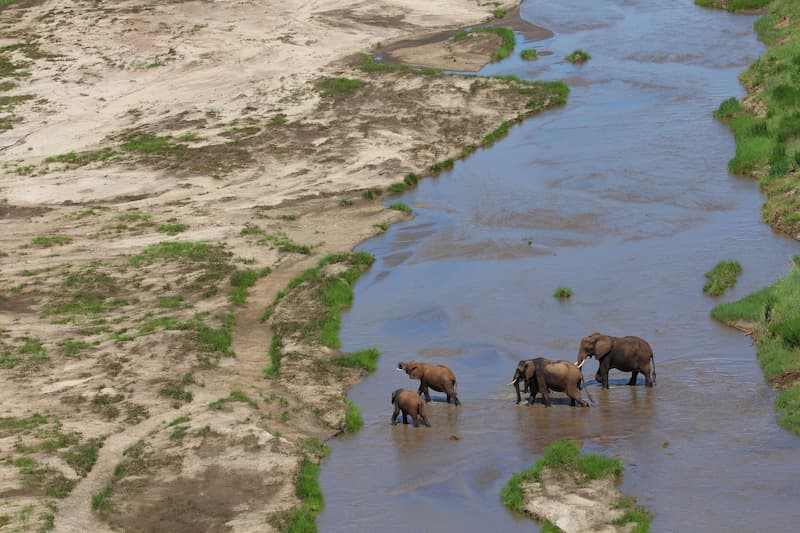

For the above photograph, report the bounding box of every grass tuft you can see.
[553,287,573,299]
[344,400,363,433]
[388,203,412,214]
[316,77,364,98]
[520,49,539,61]
[565,49,591,64]
[703,260,742,296]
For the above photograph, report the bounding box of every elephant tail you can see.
[651,353,656,386]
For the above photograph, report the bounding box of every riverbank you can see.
[701,0,800,435]
[0,0,575,530]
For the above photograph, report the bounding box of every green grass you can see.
[501,440,623,513]
[451,27,515,62]
[695,0,771,12]
[32,235,72,247]
[387,182,407,193]
[703,260,743,296]
[92,486,112,511]
[156,222,188,235]
[328,348,380,372]
[121,134,184,154]
[429,158,455,174]
[229,267,270,306]
[493,8,507,18]
[714,97,743,120]
[0,412,48,434]
[280,456,324,532]
[553,287,573,299]
[565,49,591,64]
[59,339,91,357]
[612,496,653,533]
[209,389,259,410]
[362,188,383,200]
[43,148,116,167]
[129,241,228,267]
[344,400,363,432]
[712,266,800,434]
[388,202,412,214]
[358,54,412,73]
[263,334,283,377]
[61,439,103,477]
[316,77,364,98]
[520,48,538,61]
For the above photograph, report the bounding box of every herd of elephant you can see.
[390,332,657,427]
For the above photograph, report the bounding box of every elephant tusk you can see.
[576,360,584,369]
[508,381,516,386]
[396,368,404,372]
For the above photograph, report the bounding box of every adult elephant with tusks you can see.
[397,360,461,405]
[576,332,656,389]
[509,357,593,407]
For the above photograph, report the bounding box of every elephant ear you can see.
[594,335,614,359]
[525,361,535,380]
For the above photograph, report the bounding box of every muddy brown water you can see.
[319,1,800,531]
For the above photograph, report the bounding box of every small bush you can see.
[387,182,407,193]
[553,287,572,299]
[362,188,382,200]
[493,8,507,18]
[565,49,591,64]
[403,173,420,186]
[713,97,742,120]
[520,49,539,61]
[316,77,364,98]
[388,203,412,214]
[329,348,380,372]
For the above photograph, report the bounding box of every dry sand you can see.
[0,0,572,530]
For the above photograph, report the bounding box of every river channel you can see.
[318,1,800,531]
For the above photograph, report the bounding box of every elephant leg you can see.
[628,370,639,386]
[643,364,653,387]
[402,412,409,424]
[422,384,431,403]
[418,405,431,427]
[541,388,552,407]
[444,383,460,406]
[514,382,522,404]
[391,406,399,425]
[598,359,611,389]
[568,387,587,407]
[412,411,419,427]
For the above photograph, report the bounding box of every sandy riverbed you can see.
[0,0,574,530]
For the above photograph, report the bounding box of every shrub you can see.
[388,203,412,214]
[713,97,742,120]
[315,77,364,98]
[520,49,538,61]
[344,400,363,432]
[565,49,591,64]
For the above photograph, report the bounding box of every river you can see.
[318,1,800,531]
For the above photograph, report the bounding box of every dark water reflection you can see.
[318,1,800,531]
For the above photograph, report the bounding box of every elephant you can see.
[397,360,461,405]
[576,333,656,388]
[391,389,430,427]
[510,357,592,407]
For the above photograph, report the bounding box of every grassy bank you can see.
[501,440,650,532]
[701,0,800,435]
[705,0,800,236]
[712,264,800,434]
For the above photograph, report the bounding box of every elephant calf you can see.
[391,389,431,427]
[576,332,656,388]
[510,358,592,407]
[397,360,461,405]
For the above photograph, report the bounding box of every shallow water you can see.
[318,1,800,531]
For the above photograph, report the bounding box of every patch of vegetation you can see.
[159,373,195,404]
[324,347,381,373]
[429,158,455,174]
[241,224,312,254]
[0,412,48,436]
[61,438,103,477]
[156,222,188,235]
[703,260,743,296]
[493,8,507,19]
[361,188,383,200]
[229,267,270,306]
[344,400,363,433]
[92,485,113,511]
[43,148,117,167]
[374,222,389,232]
[0,335,48,370]
[553,287,573,299]
[565,49,591,64]
[209,389,259,410]
[501,440,625,515]
[263,333,283,378]
[9,456,75,498]
[695,0,771,12]
[316,77,364,98]
[613,496,653,533]
[121,134,185,154]
[520,48,539,61]
[712,265,800,434]
[388,202,412,214]
[358,53,412,73]
[387,182,407,193]
[713,97,742,120]
[32,235,72,247]
[59,338,92,357]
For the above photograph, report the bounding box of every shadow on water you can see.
[319,1,800,531]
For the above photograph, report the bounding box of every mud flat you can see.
[0,0,573,530]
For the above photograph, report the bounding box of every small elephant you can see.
[576,333,656,388]
[510,357,592,407]
[391,389,430,427]
[397,360,461,405]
